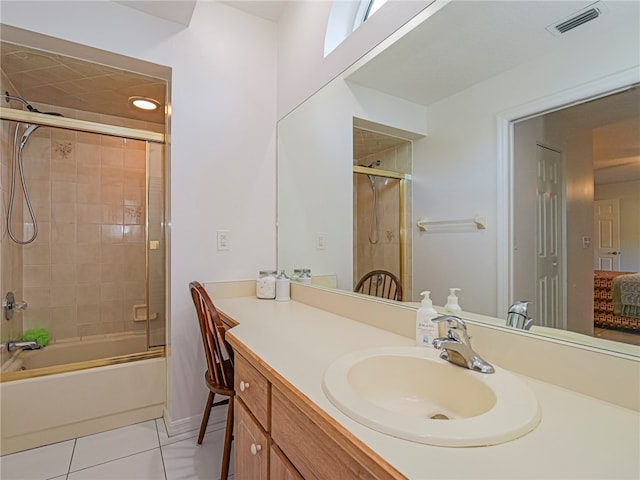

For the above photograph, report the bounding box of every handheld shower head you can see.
[360,160,381,168]
[19,124,40,150]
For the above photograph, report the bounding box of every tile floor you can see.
[0,417,233,480]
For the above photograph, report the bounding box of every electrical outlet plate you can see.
[316,232,327,250]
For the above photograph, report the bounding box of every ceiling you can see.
[115,0,288,25]
[0,1,288,125]
[347,0,640,183]
[1,41,167,124]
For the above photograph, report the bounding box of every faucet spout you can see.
[506,300,534,330]
[7,340,40,352]
[432,315,494,374]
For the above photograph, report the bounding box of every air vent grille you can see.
[555,8,600,33]
[546,2,608,36]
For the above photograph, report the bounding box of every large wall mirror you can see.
[277,1,640,356]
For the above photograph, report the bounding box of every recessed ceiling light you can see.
[129,96,160,111]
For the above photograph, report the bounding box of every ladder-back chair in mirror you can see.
[354,270,403,301]
[189,281,235,480]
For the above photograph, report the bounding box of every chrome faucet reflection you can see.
[432,315,495,374]
[506,301,534,330]
[6,340,40,352]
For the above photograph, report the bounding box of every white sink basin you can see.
[322,346,540,447]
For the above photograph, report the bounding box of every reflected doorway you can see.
[512,87,640,344]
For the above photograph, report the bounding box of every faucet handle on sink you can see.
[433,315,468,339]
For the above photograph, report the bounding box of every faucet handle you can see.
[433,315,467,331]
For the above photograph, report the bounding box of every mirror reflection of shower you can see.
[359,159,381,244]
[4,92,63,244]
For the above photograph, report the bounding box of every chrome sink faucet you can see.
[432,315,495,374]
[506,301,534,330]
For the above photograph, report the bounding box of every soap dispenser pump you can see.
[416,291,439,347]
[445,288,462,315]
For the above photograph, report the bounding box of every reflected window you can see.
[324,0,389,57]
[361,0,388,24]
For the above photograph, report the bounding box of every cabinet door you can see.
[270,445,303,480]
[235,353,270,430]
[234,399,269,480]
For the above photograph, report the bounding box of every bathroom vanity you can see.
[214,286,639,479]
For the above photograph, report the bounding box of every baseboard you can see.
[162,401,229,437]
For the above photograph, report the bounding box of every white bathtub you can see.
[1,333,150,374]
[0,334,166,455]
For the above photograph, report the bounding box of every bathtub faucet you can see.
[6,340,40,352]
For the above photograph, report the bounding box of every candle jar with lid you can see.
[256,270,277,299]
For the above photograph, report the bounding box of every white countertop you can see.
[217,297,640,480]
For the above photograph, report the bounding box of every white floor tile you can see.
[69,420,160,473]
[0,440,74,480]
[162,428,233,480]
[67,448,165,480]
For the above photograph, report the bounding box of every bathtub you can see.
[0,334,166,455]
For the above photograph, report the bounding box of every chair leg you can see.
[197,391,215,445]
[220,397,234,480]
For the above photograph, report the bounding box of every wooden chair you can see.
[189,281,235,480]
[354,270,403,301]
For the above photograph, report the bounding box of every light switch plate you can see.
[217,230,230,251]
[316,232,327,250]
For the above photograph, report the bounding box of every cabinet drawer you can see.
[272,386,389,480]
[235,399,269,480]
[235,353,270,430]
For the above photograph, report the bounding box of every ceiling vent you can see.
[546,2,608,36]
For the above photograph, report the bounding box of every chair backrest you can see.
[354,270,403,301]
[189,281,234,390]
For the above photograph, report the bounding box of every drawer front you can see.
[235,353,270,430]
[271,386,383,480]
[235,399,269,480]
[270,445,304,480]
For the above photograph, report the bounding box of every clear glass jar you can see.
[256,270,277,299]
[299,268,312,284]
[291,269,302,282]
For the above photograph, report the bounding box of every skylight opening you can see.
[324,0,390,57]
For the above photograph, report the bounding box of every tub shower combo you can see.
[0,86,167,454]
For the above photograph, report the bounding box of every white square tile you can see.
[70,420,160,472]
[0,440,74,480]
[67,448,165,480]
[162,429,233,480]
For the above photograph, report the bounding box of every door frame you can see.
[496,67,640,314]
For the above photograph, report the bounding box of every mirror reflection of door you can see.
[514,87,640,340]
[535,145,563,329]
[594,199,621,271]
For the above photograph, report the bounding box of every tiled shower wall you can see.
[353,141,412,300]
[17,126,148,340]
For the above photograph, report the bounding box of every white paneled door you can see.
[535,145,563,329]
[594,199,621,271]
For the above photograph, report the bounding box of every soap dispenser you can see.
[445,288,462,315]
[416,291,439,347]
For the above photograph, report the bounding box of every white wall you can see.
[277,80,426,290]
[596,180,640,272]
[412,17,640,317]
[277,0,431,119]
[1,0,277,427]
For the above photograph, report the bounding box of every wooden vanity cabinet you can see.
[232,346,405,480]
[235,399,269,479]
